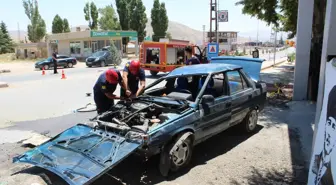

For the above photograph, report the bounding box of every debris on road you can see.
[0,82,8,88]
[21,133,51,147]
[0,69,11,73]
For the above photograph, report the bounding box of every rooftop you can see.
[167,63,241,77]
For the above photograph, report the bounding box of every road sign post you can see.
[207,43,219,59]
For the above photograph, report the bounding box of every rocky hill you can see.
[9,20,248,44]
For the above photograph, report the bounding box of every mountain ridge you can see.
[8,20,250,44]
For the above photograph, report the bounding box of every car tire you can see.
[43,64,49,70]
[159,132,194,177]
[150,70,158,76]
[67,62,73,68]
[241,109,258,133]
[87,65,92,68]
[100,61,106,67]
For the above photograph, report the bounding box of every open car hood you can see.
[13,124,141,185]
[210,57,264,81]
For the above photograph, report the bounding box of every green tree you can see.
[0,21,15,54]
[22,0,46,43]
[63,18,70,32]
[116,0,132,51]
[98,5,120,30]
[235,0,326,100]
[52,14,63,34]
[151,0,168,41]
[166,32,172,39]
[84,2,99,30]
[108,40,122,66]
[130,0,147,42]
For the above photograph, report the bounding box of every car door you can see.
[197,73,232,139]
[226,70,254,126]
[105,51,112,64]
[58,55,69,67]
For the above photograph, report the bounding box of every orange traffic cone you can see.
[61,70,66,79]
[42,67,45,75]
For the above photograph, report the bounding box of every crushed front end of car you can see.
[13,98,189,185]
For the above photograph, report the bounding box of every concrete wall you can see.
[57,40,70,56]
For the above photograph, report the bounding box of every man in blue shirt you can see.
[93,69,124,114]
[121,60,146,98]
[185,46,200,65]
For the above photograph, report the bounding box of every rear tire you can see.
[150,70,158,76]
[241,109,258,133]
[43,64,49,70]
[67,62,73,68]
[100,61,106,67]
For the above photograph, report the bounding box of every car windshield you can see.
[91,51,106,57]
[143,74,209,104]
[46,57,52,61]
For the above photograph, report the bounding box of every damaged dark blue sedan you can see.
[13,57,267,185]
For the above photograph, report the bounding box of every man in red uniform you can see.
[121,60,146,98]
[93,69,125,114]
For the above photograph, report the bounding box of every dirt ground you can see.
[0,104,308,185]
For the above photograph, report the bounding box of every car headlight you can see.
[95,58,99,62]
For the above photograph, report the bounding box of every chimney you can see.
[76,27,81,32]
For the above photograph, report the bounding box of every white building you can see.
[207,31,238,51]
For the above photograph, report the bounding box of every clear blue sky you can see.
[0,0,275,39]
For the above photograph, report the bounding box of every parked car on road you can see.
[86,50,113,67]
[14,61,267,185]
[34,55,77,70]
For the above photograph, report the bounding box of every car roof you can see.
[211,56,264,63]
[167,63,241,77]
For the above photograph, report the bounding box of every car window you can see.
[201,73,226,98]
[226,70,244,95]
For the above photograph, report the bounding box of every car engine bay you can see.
[94,100,188,135]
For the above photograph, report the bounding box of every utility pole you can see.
[202,25,206,47]
[209,0,217,43]
[256,20,259,47]
[17,22,20,42]
[216,0,219,43]
[273,29,278,66]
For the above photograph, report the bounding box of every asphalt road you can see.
[0,49,290,84]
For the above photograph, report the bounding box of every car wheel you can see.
[100,61,106,67]
[43,64,49,70]
[159,132,194,176]
[150,70,158,76]
[67,62,73,68]
[87,65,92,68]
[241,109,258,133]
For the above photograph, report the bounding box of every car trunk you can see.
[210,57,263,82]
[13,124,142,185]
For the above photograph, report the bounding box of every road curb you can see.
[261,58,288,71]
[0,82,9,88]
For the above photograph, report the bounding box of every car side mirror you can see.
[201,95,215,105]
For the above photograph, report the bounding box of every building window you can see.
[106,40,111,46]
[219,39,228,43]
[70,41,81,54]
[98,40,105,50]
[84,41,91,48]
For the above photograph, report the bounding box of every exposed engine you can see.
[95,100,177,134]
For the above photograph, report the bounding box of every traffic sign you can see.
[207,43,219,59]
[218,10,228,22]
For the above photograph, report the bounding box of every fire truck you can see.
[139,41,208,76]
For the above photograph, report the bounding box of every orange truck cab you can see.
[139,41,208,76]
